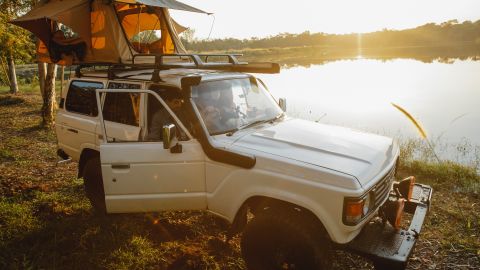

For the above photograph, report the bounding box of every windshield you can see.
[192,77,283,135]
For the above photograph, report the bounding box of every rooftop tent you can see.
[11,0,208,65]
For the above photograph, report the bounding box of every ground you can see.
[0,92,479,269]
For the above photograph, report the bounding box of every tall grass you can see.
[398,137,480,193]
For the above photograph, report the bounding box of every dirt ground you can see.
[1,93,479,269]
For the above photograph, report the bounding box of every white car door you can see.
[56,80,105,160]
[97,89,207,213]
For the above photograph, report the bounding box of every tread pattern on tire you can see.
[241,208,331,270]
[82,156,106,214]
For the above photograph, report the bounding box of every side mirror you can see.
[162,124,176,149]
[278,98,287,112]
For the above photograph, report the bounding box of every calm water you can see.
[257,58,480,165]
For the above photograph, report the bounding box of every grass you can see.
[398,138,480,193]
[0,91,479,269]
[0,80,64,95]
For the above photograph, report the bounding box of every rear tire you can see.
[83,156,106,215]
[373,261,406,270]
[241,209,331,270]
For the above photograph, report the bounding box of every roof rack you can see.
[75,53,280,81]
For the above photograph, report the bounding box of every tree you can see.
[180,28,195,49]
[41,63,57,127]
[0,0,35,94]
[181,28,196,42]
[2,0,57,126]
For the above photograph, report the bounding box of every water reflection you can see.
[257,58,480,164]
[242,44,480,68]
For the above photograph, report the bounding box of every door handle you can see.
[67,128,78,134]
[111,164,130,170]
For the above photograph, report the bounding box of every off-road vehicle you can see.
[56,54,432,270]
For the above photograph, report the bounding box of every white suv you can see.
[56,54,432,270]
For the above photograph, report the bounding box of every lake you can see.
[257,58,480,166]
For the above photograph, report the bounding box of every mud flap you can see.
[345,183,433,270]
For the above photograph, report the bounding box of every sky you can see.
[170,0,480,39]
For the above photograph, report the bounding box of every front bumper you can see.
[344,183,433,270]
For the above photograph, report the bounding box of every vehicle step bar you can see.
[343,184,433,270]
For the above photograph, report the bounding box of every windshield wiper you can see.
[211,127,239,136]
[230,113,284,135]
[239,119,270,131]
[272,112,285,122]
[215,113,285,136]
[218,120,265,137]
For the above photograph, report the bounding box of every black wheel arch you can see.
[78,148,100,179]
[229,196,329,238]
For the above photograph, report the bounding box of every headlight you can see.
[343,192,374,226]
[363,192,371,216]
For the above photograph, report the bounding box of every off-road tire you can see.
[83,156,106,215]
[241,209,331,270]
[373,261,406,270]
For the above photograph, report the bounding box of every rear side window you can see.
[65,80,104,116]
[103,92,140,126]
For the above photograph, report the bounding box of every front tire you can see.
[83,156,106,215]
[241,209,331,270]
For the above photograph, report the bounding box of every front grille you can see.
[372,165,395,207]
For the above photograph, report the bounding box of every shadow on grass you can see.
[0,95,25,106]
[21,109,42,116]
[0,196,234,270]
[19,124,45,134]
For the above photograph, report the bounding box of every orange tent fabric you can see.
[11,0,206,65]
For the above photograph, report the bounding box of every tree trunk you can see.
[38,62,47,98]
[42,63,57,127]
[59,66,65,94]
[7,55,18,94]
[0,57,11,86]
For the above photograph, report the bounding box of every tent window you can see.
[115,4,169,54]
[57,23,79,39]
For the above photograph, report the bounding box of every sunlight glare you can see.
[172,0,480,39]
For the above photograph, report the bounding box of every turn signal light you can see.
[384,198,405,230]
[396,176,416,200]
[345,199,365,224]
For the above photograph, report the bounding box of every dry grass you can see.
[0,92,479,269]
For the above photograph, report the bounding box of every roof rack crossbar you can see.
[132,53,246,67]
[75,53,280,80]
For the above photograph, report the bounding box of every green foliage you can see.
[105,236,163,270]
[400,160,480,193]
[0,199,40,246]
[180,28,196,43]
[0,0,36,63]
[398,138,480,193]
[185,20,480,52]
[131,30,161,44]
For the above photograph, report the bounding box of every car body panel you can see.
[100,139,207,212]
[229,118,397,187]
[55,70,401,245]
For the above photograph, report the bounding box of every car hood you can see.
[228,118,398,187]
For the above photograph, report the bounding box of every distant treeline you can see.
[183,20,480,52]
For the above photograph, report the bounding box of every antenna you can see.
[207,14,216,40]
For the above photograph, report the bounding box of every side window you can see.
[65,80,104,116]
[146,91,188,142]
[146,93,168,141]
[103,92,140,126]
